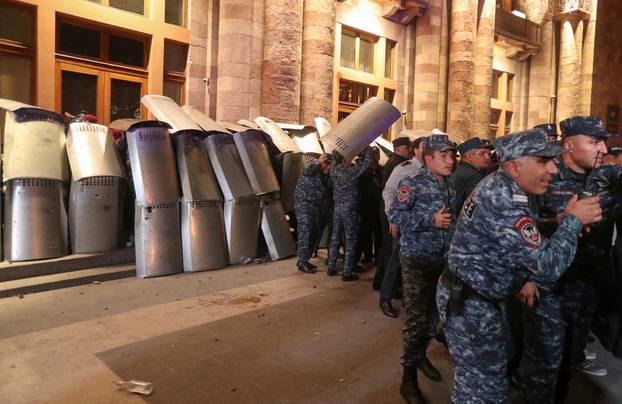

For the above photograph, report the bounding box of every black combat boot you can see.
[399,366,427,404]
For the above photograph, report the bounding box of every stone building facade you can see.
[187,0,620,142]
[0,0,619,142]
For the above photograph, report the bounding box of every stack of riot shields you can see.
[141,95,230,271]
[233,129,296,260]
[175,131,228,271]
[126,121,182,278]
[66,122,126,253]
[206,133,261,263]
[2,106,69,262]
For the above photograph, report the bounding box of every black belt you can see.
[440,270,500,306]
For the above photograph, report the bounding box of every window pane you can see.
[490,108,501,125]
[59,23,101,58]
[385,41,395,79]
[384,88,395,103]
[359,37,374,73]
[0,3,33,45]
[61,71,98,117]
[110,79,142,121]
[506,74,514,101]
[109,35,145,67]
[164,42,187,72]
[505,111,513,130]
[109,0,144,15]
[492,72,500,99]
[0,54,32,103]
[338,81,377,105]
[165,0,184,26]
[163,80,182,105]
[340,31,356,69]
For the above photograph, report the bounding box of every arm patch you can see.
[397,185,412,203]
[463,197,476,220]
[514,217,542,248]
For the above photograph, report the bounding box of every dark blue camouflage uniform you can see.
[437,130,584,403]
[294,159,330,268]
[389,134,456,367]
[327,148,374,276]
[525,157,622,401]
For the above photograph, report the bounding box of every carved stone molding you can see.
[382,0,429,25]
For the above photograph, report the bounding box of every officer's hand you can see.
[564,195,602,226]
[434,205,452,229]
[517,282,540,308]
[389,223,399,238]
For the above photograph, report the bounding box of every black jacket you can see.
[448,161,486,214]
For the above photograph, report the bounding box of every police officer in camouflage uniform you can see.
[327,147,374,281]
[436,129,602,403]
[389,134,456,404]
[529,116,622,402]
[294,154,333,273]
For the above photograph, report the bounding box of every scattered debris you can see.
[257,313,265,318]
[230,387,237,392]
[214,338,220,342]
[314,332,321,335]
[360,320,366,324]
[104,307,109,311]
[114,380,153,396]
[338,378,346,382]
[253,257,268,264]
[241,257,253,265]
[312,285,317,289]
[17,295,24,299]
[92,281,101,285]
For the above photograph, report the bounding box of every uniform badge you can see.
[397,185,412,203]
[463,198,476,220]
[514,217,542,248]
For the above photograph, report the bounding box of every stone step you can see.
[0,264,136,298]
[0,248,135,282]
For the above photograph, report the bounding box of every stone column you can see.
[472,0,496,139]
[412,0,443,131]
[186,0,209,112]
[580,0,597,115]
[260,0,304,123]
[299,0,336,126]
[437,0,450,131]
[556,15,581,122]
[447,0,477,141]
[205,0,220,119]
[527,20,554,127]
[216,0,254,122]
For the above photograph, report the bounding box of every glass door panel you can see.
[61,70,99,118]
[110,78,142,121]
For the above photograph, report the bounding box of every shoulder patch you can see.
[398,160,412,167]
[514,217,542,248]
[397,185,412,203]
[463,197,476,220]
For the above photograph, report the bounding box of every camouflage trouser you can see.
[556,277,597,402]
[520,289,564,404]
[437,283,508,404]
[400,255,442,366]
[295,207,319,266]
[327,208,359,275]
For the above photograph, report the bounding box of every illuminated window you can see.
[336,26,397,139]
[0,1,35,104]
[490,69,514,136]
[385,40,396,79]
[163,41,188,105]
[340,28,376,74]
[165,0,186,26]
